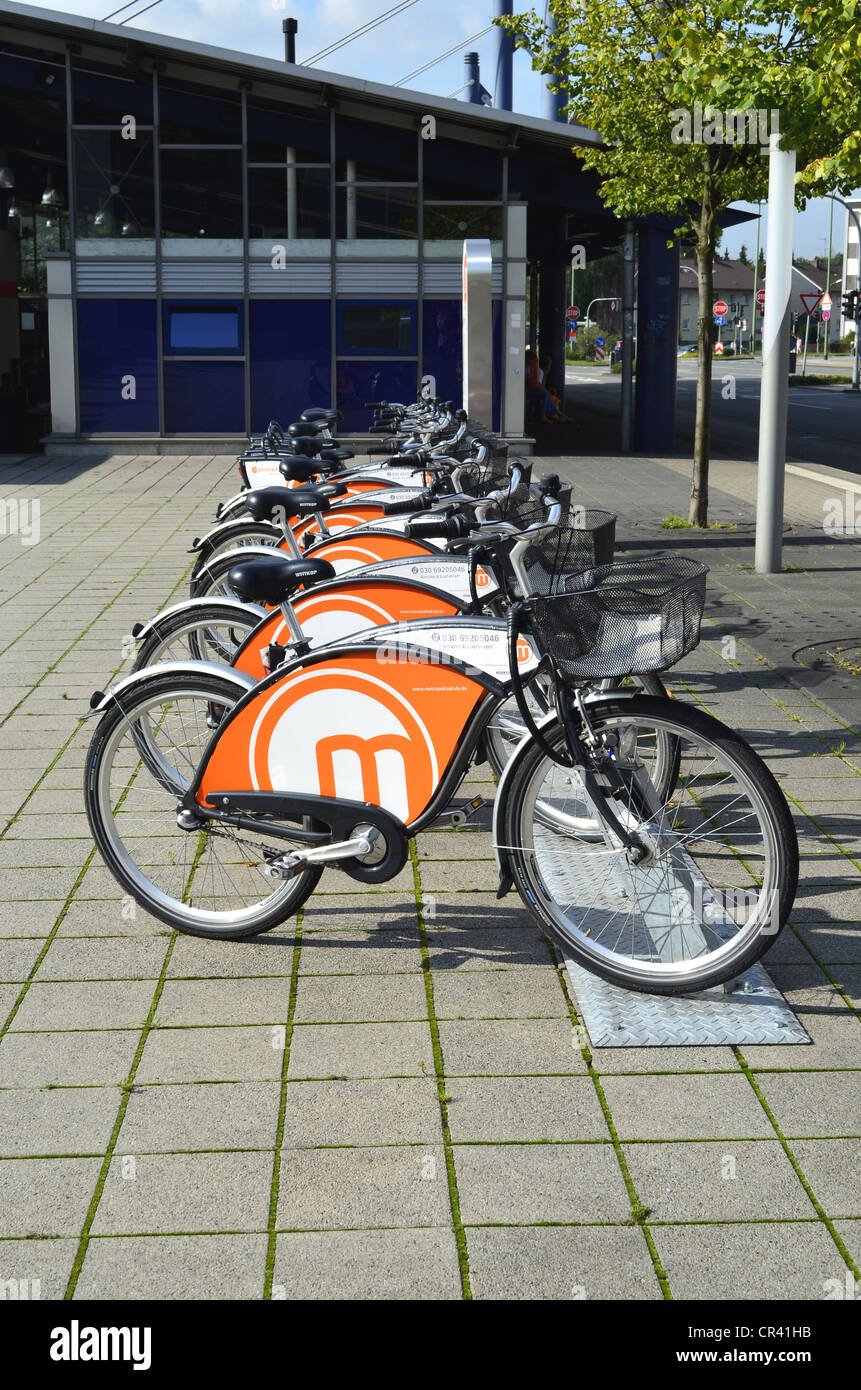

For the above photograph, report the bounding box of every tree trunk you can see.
[689,179,717,526]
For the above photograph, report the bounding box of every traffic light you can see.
[842,288,859,321]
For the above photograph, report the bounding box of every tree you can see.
[498,1,861,524]
[738,244,751,266]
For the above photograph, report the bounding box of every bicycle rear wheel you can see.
[132,601,261,671]
[499,694,797,994]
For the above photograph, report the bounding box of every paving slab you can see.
[467,1225,663,1301]
[74,1233,269,1300]
[271,1227,461,1300]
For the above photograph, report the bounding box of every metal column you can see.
[755,141,796,574]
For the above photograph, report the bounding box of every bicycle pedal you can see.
[442,795,488,827]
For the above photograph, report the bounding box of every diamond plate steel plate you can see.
[562,957,810,1047]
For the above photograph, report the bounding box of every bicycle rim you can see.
[507,704,788,990]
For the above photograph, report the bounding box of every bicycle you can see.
[85,500,797,993]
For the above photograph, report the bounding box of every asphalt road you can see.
[564,358,861,474]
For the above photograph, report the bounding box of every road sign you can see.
[568,306,580,318]
[822,292,833,310]
[800,292,823,315]
[594,345,606,360]
[713,299,728,316]
[714,314,726,326]
[714,341,724,355]
[822,308,831,321]
[756,288,766,309]
[595,336,606,347]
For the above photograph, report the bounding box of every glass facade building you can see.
[0,1,687,451]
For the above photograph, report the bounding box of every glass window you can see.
[166,306,242,353]
[158,81,241,144]
[74,130,154,238]
[248,167,330,240]
[336,360,417,431]
[424,204,503,242]
[247,99,330,163]
[77,299,158,433]
[422,300,462,406]
[423,138,502,199]
[336,116,417,181]
[338,303,416,355]
[73,64,153,125]
[164,360,245,433]
[336,186,417,240]
[250,300,331,433]
[160,148,243,237]
[0,45,66,100]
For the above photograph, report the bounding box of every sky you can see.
[15,0,860,260]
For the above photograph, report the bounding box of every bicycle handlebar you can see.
[404,513,474,541]
[381,489,433,516]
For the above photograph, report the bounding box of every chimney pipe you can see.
[493,0,513,110]
[464,51,482,105]
[283,18,298,64]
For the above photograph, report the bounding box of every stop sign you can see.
[756,288,766,308]
[713,300,728,317]
[568,306,580,318]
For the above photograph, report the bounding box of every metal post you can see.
[493,0,513,110]
[751,200,761,356]
[620,221,635,451]
[824,195,833,361]
[542,13,567,122]
[283,18,298,64]
[801,311,810,376]
[755,141,796,575]
[286,146,298,240]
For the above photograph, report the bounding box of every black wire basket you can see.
[520,507,617,588]
[526,554,708,680]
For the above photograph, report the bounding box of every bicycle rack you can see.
[537,826,810,1048]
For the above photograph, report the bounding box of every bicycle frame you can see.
[181,638,507,869]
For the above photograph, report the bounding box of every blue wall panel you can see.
[163,361,245,433]
[336,360,418,431]
[77,300,158,433]
[250,300,331,433]
[422,300,462,408]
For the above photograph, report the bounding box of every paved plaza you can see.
[0,445,858,1300]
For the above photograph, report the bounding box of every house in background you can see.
[678,256,754,347]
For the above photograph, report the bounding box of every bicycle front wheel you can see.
[499,694,797,994]
[84,670,322,938]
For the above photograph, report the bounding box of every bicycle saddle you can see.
[245,485,338,524]
[300,407,342,425]
[277,457,326,483]
[227,553,337,606]
[287,420,328,437]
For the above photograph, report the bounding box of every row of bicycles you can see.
[83,396,798,995]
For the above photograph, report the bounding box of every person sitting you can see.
[525,349,563,422]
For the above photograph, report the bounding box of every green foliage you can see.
[568,322,608,359]
[498,2,861,230]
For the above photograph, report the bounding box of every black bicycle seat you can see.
[278,457,322,483]
[300,407,342,425]
[228,554,336,605]
[287,420,327,437]
[245,486,333,524]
